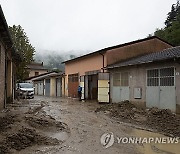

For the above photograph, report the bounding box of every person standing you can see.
[78,86,82,101]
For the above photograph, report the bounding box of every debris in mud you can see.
[25,102,46,114]
[95,101,180,137]
[1,127,60,153]
[8,128,60,149]
[95,100,135,112]
[0,115,16,131]
[147,108,180,137]
[0,143,9,154]
[25,116,68,132]
[26,106,44,114]
[95,101,146,122]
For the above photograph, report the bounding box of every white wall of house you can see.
[29,70,48,78]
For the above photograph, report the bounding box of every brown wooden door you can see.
[68,73,79,98]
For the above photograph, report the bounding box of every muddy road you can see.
[0,96,179,154]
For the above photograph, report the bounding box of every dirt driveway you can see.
[0,96,179,154]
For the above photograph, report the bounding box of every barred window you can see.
[147,67,174,87]
[147,69,158,77]
[147,78,159,86]
[160,67,174,77]
[160,67,174,86]
[147,69,159,86]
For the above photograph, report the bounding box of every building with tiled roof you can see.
[26,62,48,78]
[108,46,180,113]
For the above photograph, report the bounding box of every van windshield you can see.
[19,83,33,88]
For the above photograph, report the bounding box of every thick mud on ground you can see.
[0,98,69,154]
[0,96,179,154]
[95,101,180,137]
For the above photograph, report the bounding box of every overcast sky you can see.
[0,0,177,54]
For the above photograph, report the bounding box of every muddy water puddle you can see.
[131,129,180,154]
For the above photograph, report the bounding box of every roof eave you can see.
[62,36,173,64]
[0,5,21,61]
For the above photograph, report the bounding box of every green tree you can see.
[165,4,177,27]
[155,21,180,45]
[9,25,35,81]
[154,0,180,46]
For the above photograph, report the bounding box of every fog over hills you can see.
[34,50,91,71]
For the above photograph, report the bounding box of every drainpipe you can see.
[99,53,105,73]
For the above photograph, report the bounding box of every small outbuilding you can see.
[107,46,180,113]
[26,72,64,97]
[26,62,48,78]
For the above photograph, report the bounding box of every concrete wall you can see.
[7,60,13,99]
[65,53,105,76]
[0,42,5,110]
[106,38,172,65]
[110,61,180,112]
[110,66,146,107]
[65,54,105,96]
[0,47,16,107]
[12,63,17,100]
[175,62,180,113]
[29,70,48,78]
[6,49,15,103]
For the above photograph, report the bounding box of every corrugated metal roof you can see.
[107,46,180,69]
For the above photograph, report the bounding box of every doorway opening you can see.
[85,74,98,100]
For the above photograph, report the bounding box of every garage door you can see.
[56,78,62,97]
[38,81,44,95]
[146,67,176,112]
[35,83,38,95]
[98,73,109,103]
[68,73,79,98]
[111,72,129,103]
[45,79,50,96]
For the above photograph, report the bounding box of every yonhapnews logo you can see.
[100,133,179,148]
[100,132,115,148]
